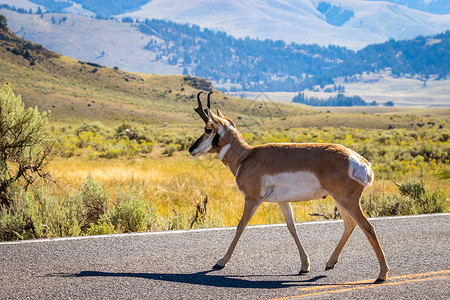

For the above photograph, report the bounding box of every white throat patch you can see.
[219,144,231,160]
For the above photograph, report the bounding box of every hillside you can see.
[138,19,352,92]
[2,8,449,103]
[298,31,450,90]
[0,23,317,126]
[3,0,450,50]
[118,0,450,50]
[3,25,448,130]
[368,0,450,15]
[11,0,450,18]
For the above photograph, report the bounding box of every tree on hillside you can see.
[0,15,7,30]
[0,85,55,206]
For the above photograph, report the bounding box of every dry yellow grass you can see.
[49,150,442,229]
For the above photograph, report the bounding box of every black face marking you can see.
[189,136,203,153]
[212,133,220,147]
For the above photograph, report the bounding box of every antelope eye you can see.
[205,128,212,134]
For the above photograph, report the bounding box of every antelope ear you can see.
[206,108,220,124]
[216,109,225,118]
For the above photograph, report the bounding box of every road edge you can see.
[1,212,448,246]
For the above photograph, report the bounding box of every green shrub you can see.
[79,176,110,228]
[75,122,105,136]
[115,122,155,143]
[361,180,447,217]
[361,192,415,217]
[86,219,115,236]
[163,143,179,156]
[397,180,447,214]
[0,85,53,206]
[32,186,82,238]
[167,209,190,230]
[0,188,36,241]
[0,185,82,241]
[109,188,159,232]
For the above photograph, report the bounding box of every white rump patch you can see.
[260,171,327,203]
[219,144,230,160]
[348,150,374,187]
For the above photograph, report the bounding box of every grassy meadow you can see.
[2,118,448,241]
[0,29,449,241]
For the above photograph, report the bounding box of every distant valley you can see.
[0,0,449,106]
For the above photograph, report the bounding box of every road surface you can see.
[1,213,449,299]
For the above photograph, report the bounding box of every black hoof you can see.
[374,278,385,284]
[298,270,309,275]
[325,265,334,271]
[213,264,225,270]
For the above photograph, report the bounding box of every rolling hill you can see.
[117,0,450,49]
[3,24,448,129]
[367,0,450,15]
[1,7,449,105]
[3,0,450,49]
[0,23,316,126]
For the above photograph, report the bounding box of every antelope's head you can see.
[189,92,236,157]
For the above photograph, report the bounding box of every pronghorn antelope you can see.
[189,92,389,283]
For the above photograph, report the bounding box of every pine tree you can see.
[0,15,7,30]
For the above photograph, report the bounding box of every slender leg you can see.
[325,204,356,270]
[213,198,260,269]
[279,202,310,274]
[341,201,390,283]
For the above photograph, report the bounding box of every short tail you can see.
[348,150,374,187]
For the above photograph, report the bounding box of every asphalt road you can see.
[1,213,449,299]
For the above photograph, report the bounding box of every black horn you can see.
[194,92,210,124]
[206,91,213,109]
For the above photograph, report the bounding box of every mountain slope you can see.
[298,31,450,89]
[2,7,449,101]
[1,24,448,131]
[367,0,450,15]
[0,9,354,92]
[0,23,309,125]
[0,9,177,75]
[118,0,450,49]
[3,0,449,49]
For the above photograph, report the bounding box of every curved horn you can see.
[194,92,210,123]
[206,91,213,109]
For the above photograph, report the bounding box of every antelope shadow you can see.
[51,269,327,289]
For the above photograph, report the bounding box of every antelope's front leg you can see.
[213,198,260,269]
[278,202,310,274]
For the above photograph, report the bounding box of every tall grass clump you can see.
[78,176,110,229]
[0,185,82,241]
[80,179,162,235]
[397,180,447,214]
[0,177,165,241]
[309,180,448,220]
[361,180,447,217]
[0,188,39,241]
[109,188,159,233]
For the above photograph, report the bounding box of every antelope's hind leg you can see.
[325,204,356,271]
[338,198,390,283]
[279,202,310,274]
[213,198,260,269]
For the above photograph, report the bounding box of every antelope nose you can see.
[189,138,201,155]
[188,144,197,156]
